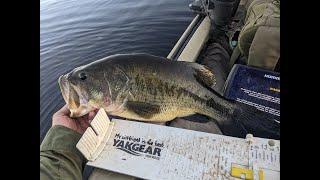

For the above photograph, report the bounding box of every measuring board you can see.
[77,109,280,180]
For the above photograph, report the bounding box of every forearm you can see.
[40,125,86,180]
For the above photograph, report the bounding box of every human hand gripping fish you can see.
[58,53,279,139]
[52,104,98,134]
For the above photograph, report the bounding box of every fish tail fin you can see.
[198,98,280,139]
[194,88,280,139]
[230,102,280,139]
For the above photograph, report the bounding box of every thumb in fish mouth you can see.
[69,105,89,118]
[74,110,98,123]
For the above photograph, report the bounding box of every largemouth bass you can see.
[58,54,279,138]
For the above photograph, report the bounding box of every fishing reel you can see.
[189,0,214,16]
[189,0,240,25]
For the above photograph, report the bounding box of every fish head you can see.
[58,63,113,118]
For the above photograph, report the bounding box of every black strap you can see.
[274,57,280,72]
[229,45,241,69]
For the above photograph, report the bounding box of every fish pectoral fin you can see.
[125,101,161,119]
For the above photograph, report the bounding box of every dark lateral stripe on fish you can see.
[133,73,230,118]
[126,101,161,119]
[206,98,231,117]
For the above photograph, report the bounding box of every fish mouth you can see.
[58,75,91,117]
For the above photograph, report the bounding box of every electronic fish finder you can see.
[223,64,280,122]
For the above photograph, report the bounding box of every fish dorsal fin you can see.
[192,64,217,90]
[125,101,161,119]
[191,63,226,98]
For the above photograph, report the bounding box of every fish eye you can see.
[79,72,87,81]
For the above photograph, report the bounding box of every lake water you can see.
[40,0,194,142]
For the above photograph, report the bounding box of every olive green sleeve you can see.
[40,125,86,180]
